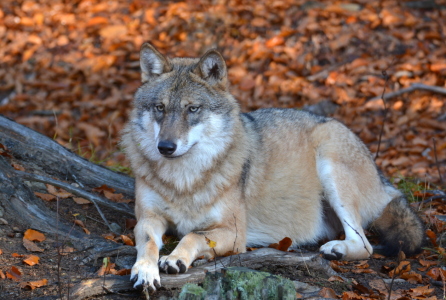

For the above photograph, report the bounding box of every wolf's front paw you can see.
[130,260,161,291]
[158,255,188,274]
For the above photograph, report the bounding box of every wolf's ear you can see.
[195,49,228,88]
[140,43,171,83]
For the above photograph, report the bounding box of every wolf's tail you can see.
[372,195,425,256]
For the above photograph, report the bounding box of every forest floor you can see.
[0,0,445,299]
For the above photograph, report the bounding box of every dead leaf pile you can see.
[0,0,444,182]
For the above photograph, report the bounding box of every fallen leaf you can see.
[12,253,24,258]
[74,220,91,235]
[11,162,25,171]
[341,290,364,299]
[103,190,129,203]
[23,254,40,266]
[93,184,115,193]
[74,219,86,228]
[97,257,115,276]
[34,192,57,201]
[0,270,5,279]
[426,229,438,247]
[278,237,292,252]
[73,197,91,204]
[19,279,48,290]
[60,246,75,255]
[330,260,349,273]
[103,233,115,241]
[408,285,435,297]
[46,184,73,199]
[86,16,109,27]
[222,250,239,256]
[426,267,446,281]
[125,219,137,229]
[318,287,337,298]
[205,237,217,248]
[372,253,386,259]
[352,268,375,274]
[400,271,423,283]
[328,275,345,282]
[23,239,44,252]
[418,259,438,267]
[389,260,411,277]
[268,243,279,249]
[6,266,22,281]
[120,235,134,246]
[23,229,46,242]
[115,268,131,276]
[99,25,127,39]
[266,36,285,48]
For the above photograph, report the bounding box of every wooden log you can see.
[69,248,334,299]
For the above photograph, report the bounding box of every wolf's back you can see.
[373,195,424,256]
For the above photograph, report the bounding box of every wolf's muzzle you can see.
[158,140,177,156]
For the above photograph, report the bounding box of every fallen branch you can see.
[70,248,334,299]
[0,115,135,197]
[368,83,446,102]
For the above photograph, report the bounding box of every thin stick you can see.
[432,138,444,184]
[56,197,63,300]
[374,70,390,161]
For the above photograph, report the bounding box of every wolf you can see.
[121,43,424,291]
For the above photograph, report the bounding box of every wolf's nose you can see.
[158,141,177,156]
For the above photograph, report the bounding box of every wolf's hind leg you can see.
[317,158,373,260]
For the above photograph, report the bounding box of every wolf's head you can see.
[130,43,239,162]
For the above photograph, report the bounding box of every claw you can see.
[130,274,138,285]
[133,280,145,291]
[154,279,161,289]
[147,282,156,293]
[177,260,187,273]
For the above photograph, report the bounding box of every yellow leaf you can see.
[207,239,217,248]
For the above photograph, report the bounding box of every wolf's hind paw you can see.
[320,250,343,261]
[319,240,347,261]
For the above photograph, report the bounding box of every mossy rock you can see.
[178,283,206,300]
[177,267,296,300]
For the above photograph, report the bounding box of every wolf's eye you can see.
[155,104,164,112]
[188,105,200,113]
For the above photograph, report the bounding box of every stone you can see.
[176,267,296,300]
